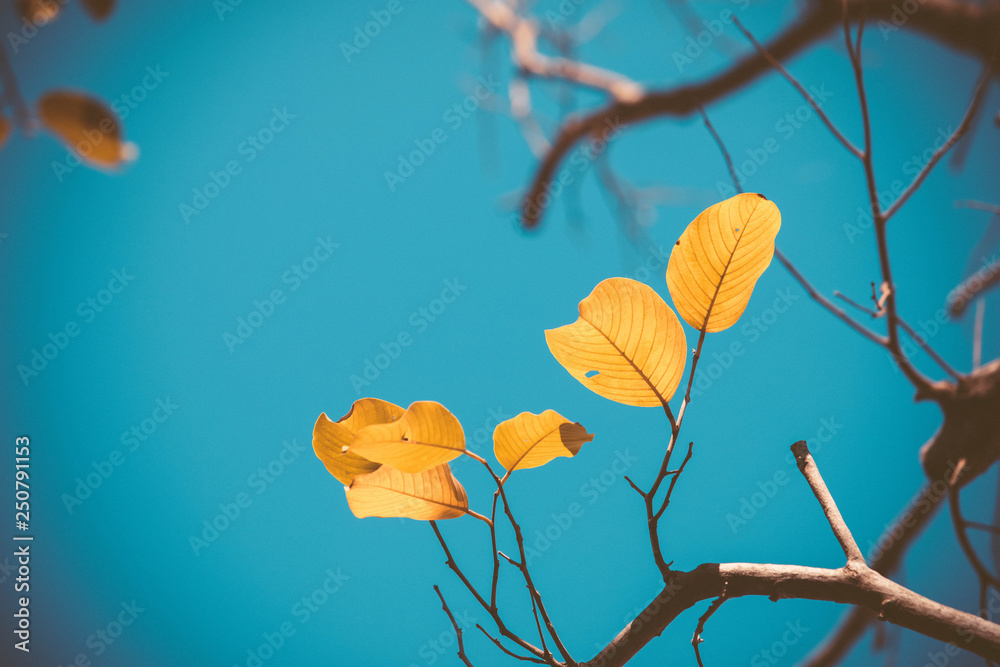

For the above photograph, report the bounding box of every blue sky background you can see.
[1,1,998,666]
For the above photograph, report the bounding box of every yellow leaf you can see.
[667,193,781,332]
[81,0,116,20]
[494,410,593,474]
[545,277,687,407]
[312,398,404,485]
[347,401,465,473]
[0,115,10,150]
[37,90,127,168]
[18,0,61,24]
[346,463,468,520]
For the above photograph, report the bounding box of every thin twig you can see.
[476,625,547,664]
[884,63,996,221]
[791,441,865,564]
[692,590,728,667]
[434,585,475,667]
[732,16,862,159]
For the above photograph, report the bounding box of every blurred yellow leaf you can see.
[18,0,61,24]
[667,193,781,333]
[346,463,468,520]
[37,90,126,168]
[494,410,593,474]
[0,115,10,150]
[347,401,465,473]
[81,0,116,20]
[546,277,687,407]
[312,398,404,485]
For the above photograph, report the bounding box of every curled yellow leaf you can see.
[312,398,404,485]
[347,401,465,473]
[37,90,127,168]
[545,277,687,407]
[494,410,593,474]
[667,193,781,332]
[346,463,468,520]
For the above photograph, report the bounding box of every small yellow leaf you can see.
[545,277,687,407]
[667,193,781,332]
[37,90,126,168]
[494,410,593,474]
[312,398,404,485]
[18,0,61,24]
[81,0,116,20]
[348,401,465,473]
[0,115,10,150]
[346,463,468,520]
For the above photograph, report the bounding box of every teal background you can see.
[1,1,998,665]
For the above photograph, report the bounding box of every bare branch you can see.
[692,591,728,667]
[884,63,996,221]
[434,585,475,667]
[791,441,864,564]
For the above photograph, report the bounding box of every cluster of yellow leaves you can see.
[313,399,592,521]
[313,194,779,521]
[546,193,781,406]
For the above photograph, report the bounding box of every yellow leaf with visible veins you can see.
[545,277,687,408]
[494,410,593,474]
[667,193,781,333]
[347,401,465,473]
[313,398,404,485]
[346,463,468,520]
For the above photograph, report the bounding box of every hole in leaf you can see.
[585,370,600,378]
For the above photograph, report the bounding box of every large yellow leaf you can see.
[545,277,687,407]
[347,401,465,473]
[37,90,126,168]
[494,410,593,474]
[667,193,781,332]
[346,463,468,520]
[312,398,404,485]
